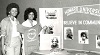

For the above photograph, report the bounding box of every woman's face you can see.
[9,8,18,17]
[67,29,72,34]
[52,38,58,45]
[82,34,86,39]
[28,12,34,20]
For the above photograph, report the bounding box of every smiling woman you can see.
[21,7,43,55]
[0,3,21,55]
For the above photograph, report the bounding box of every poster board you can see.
[63,4,100,52]
[39,8,63,50]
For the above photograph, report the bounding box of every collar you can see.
[9,16,16,22]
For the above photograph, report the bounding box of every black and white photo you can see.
[78,30,89,44]
[96,35,100,49]
[64,27,73,40]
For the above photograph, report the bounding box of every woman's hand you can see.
[43,26,47,30]
[41,26,47,34]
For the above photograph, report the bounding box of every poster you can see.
[39,8,63,50]
[63,4,100,51]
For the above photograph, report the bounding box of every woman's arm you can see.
[1,19,7,55]
[39,25,47,34]
[1,19,7,37]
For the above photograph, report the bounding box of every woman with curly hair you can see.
[0,3,21,55]
[21,7,42,55]
[80,32,88,44]
[22,7,37,27]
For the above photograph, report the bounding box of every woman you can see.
[22,8,37,27]
[22,8,40,55]
[80,32,88,44]
[1,3,21,55]
[51,37,59,49]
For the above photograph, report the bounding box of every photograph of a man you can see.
[64,27,73,40]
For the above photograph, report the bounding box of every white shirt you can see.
[10,17,20,37]
[22,19,37,27]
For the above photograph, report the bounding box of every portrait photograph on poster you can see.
[40,35,60,50]
[51,37,59,49]
[78,30,89,44]
[50,36,62,52]
[96,35,100,49]
[64,27,73,40]
[42,25,54,34]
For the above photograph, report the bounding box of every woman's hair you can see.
[66,28,72,34]
[52,37,59,43]
[6,3,20,18]
[81,32,88,39]
[24,7,37,21]
[97,35,100,40]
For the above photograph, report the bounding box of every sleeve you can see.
[1,19,7,37]
[0,19,6,54]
